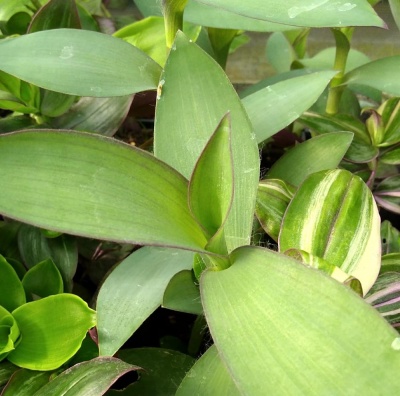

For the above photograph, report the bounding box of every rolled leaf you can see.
[279,169,381,294]
[381,221,400,255]
[0,306,20,362]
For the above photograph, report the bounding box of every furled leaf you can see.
[193,0,384,28]
[0,130,207,251]
[1,370,52,396]
[279,169,381,294]
[0,29,162,97]
[107,348,195,395]
[0,255,25,312]
[201,246,400,394]
[33,357,137,395]
[242,71,336,143]
[266,132,353,186]
[0,306,20,362]
[97,247,193,356]
[155,31,259,252]
[176,345,240,395]
[8,294,96,370]
[163,270,202,315]
[343,56,400,96]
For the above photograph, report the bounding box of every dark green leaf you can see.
[0,255,25,312]
[1,369,51,396]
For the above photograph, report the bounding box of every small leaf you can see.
[0,255,25,311]
[279,169,381,295]
[0,306,20,361]
[163,270,202,315]
[381,148,400,165]
[176,345,240,395]
[8,294,96,370]
[33,357,138,395]
[266,132,353,186]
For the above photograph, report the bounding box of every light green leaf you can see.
[381,220,400,254]
[39,89,76,118]
[279,169,381,294]
[155,31,259,252]
[9,294,96,370]
[242,71,336,143]
[193,0,384,28]
[163,270,202,315]
[201,246,400,394]
[0,255,25,312]
[0,29,162,97]
[22,259,63,300]
[389,0,400,31]
[266,32,296,73]
[1,370,51,396]
[33,357,137,395]
[343,56,400,96]
[176,345,240,395]
[108,348,195,395]
[0,306,20,361]
[97,247,193,356]
[0,130,207,251]
[266,132,354,186]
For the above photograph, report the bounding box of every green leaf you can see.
[155,32,259,252]
[193,0,384,28]
[0,0,33,35]
[1,370,52,396]
[242,71,336,143]
[0,361,18,388]
[0,255,25,312]
[343,56,400,96]
[8,294,96,370]
[107,348,195,395]
[265,32,296,73]
[255,179,295,241]
[266,132,353,186]
[22,259,63,300]
[50,95,134,136]
[381,220,400,254]
[189,113,233,241]
[33,357,137,395]
[0,306,20,361]
[279,169,381,295]
[97,247,193,356]
[375,175,400,214]
[201,246,400,394]
[389,0,400,31]
[176,345,240,395]
[0,29,162,97]
[163,270,202,315]
[0,130,207,251]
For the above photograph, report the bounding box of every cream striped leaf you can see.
[279,169,381,295]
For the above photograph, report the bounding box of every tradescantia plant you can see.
[0,0,400,394]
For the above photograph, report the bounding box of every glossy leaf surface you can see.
[194,0,384,27]
[1,370,51,396]
[279,169,381,294]
[0,29,162,97]
[266,132,353,186]
[0,130,207,251]
[33,357,137,395]
[0,256,25,312]
[242,71,336,143]
[9,294,96,370]
[155,32,259,252]
[97,247,193,356]
[201,246,400,394]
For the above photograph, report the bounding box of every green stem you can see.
[325,28,353,115]
[162,0,189,49]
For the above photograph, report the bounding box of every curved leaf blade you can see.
[201,246,400,394]
[0,255,25,312]
[0,130,207,251]
[0,29,162,97]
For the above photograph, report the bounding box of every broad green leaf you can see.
[266,32,296,73]
[201,246,400,394]
[22,259,63,300]
[155,32,259,252]
[0,29,162,97]
[381,220,400,254]
[279,169,381,294]
[176,345,240,395]
[255,179,295,241]
[343,56,400,96]
[242,71,336,143]
[266,132,353,186]
[107,348,195,395]
[189,114,233,240]
[1,370,51,396]
[389,0,400,31]
[97,247,193,356]
[28,0,81,32]
[33,357,137,395]
[9,294,96,370]
[193,0,384,28]
[0,130,207,251]
[163,270,202,315]
[50,95,134,136]
[0,255,25,312]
